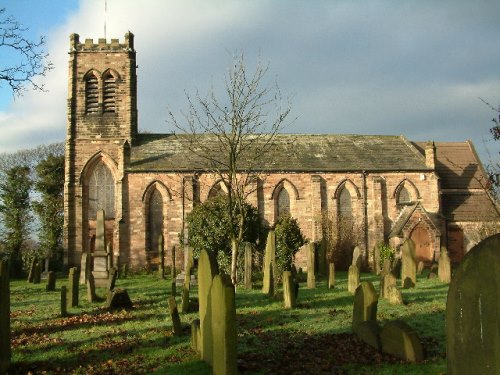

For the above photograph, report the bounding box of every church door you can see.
[410,224,433,262]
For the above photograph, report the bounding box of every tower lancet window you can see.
[85,74,99,114]
[103,72,116,113]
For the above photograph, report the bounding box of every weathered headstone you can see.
[79,252,89,285]
[60,286,67,317]
[438,246,451,283]
[355,321,381,351]
[46,271,56,291]
[198,249,218,365]
[92,210,109,287]
[158,234,165,279]
[380,272,397,299]
[106,243,113,269]
[191,319,201,352]
[0,260,11,374]
[328,262,335,289]
[401,239,416,288]
[446,234,500,375]
[347,264,360,294]
[307,242,316,289]
[380,320,424,362]
[171,245,177,279]
[67,267,79,308]
[107,267,118,291]
[106,288,133,310]
[181,270,191,314]
[86,273,98,303]
[283,271,296,309]
[168,296,183,336]
[352,281,378,334]
[244,242,253,290]
[27,258,36,283]
[32,261,41,284]
[210,274,237,375]
[387,285,404,305]
[352,246,363,270]
[417,261,424,275]
[262,230,276,295]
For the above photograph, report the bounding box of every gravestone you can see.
[191,319,201,352]
[283,271,296,309]
[401,239,416,288]
[158,234,165,279]
[352,246,363,270]
[67,267,79,308]
[79,252,89,285]
[262,230,276,295]
[198,249,218,365]
[446,234,500,375]
[356,321,381,351]
[32,262,41,284]
[438,246,451,283]
[347,264,360,294]
[380,320,423,362]
[107,267,118,291]
[106,288,133,310]
[210,274,237,375]
[0,260,11,374]
[380,272,397,299]
[106,243,113,269]
[181,269,191,314]
[244,242,253,290]
[428,263,438,279]
[60,286,67,317]
[46,271,56,291]
[352,281,378,334]
[86,273,98,303]
[171,245,177,279]
[92,210,109,287]
[328,262,335,289]
[168,296,183,336]
[307,242,316,289]
[387,285,404,305]
[417,261,424,275]
[27,258,36,283]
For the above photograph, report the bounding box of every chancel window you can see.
[103,72,116,113]
[148,189,164,252]
[85,74,99,114]
[208,183,226,199]
[338,188,352,219]
[88,163,115,219]
[277,187,291,218]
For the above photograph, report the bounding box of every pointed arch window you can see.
[103,72,116,113]
[277,187,291,218]
[208,183,226,199]
[85,74,99,114]
[88,163,115,219]
[148,189,164,252]
[397,185,413,205]
[338,187,352,219]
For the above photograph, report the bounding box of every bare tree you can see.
[169,53,292,284]
[479,97,500,198]
[0,8,53,96]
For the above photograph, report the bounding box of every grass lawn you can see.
[8,270,447,374]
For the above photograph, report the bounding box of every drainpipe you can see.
[362,170,369,267]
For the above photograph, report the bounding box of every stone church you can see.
[63,32,500,271]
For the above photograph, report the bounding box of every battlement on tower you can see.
[69,32,134,52]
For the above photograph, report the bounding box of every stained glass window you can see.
[88,163,115,219]
[277,187,290,218]
[148,189,163,252]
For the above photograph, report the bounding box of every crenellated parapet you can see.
[70,32,134,52]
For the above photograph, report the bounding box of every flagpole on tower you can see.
[104,0,107,39]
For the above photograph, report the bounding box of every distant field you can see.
[8,270,447,374]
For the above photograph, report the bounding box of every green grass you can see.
[8,270,447,374]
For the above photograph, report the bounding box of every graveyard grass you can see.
[9,271,447,374]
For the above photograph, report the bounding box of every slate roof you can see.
[441,192,499,222]
[129,133,429,172]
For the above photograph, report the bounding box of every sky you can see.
[1,0,500,166]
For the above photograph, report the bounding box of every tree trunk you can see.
[231,238,238,286]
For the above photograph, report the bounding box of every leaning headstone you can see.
[0,260,11,374]
[32,262,41,284]
[446,234,500,375]
[244,242,253,290]
[106,288,133,310]
[352,246,363,270]
[352,281,378,334]
[27,258,36,283]
[387,285,404,305]
[191,319,201,352]
[60,286,67,317]
[355,321,381,351]
[438,246,451,283]
[380,320,424,362]
[67,267,79,308]
[46,271,56,291]
[86,273,98,303]
[262,230,276,295]
[400,239,416,288]
[107,267,118,291]
[283,271,296,309]
[347,264,360,294]
[307,242,316,289]
[210,274,237,375]
[158,234,165,279]
[328,262,335,289]
[198,249,219,365]
[168,296,183,336]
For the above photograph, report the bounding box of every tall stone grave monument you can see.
[262,230,276,296]
[92,210,109,287]
[446,233,500,375]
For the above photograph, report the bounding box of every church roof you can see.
[441,192,500,222]
[129,133,430,172]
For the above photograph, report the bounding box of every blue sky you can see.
[1,0,500,166]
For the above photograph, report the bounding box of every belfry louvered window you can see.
[85,74,99,114]
[103,72,116,113]
[88,163,115,220]
[148,189,164,252]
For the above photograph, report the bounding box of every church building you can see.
[63,32,500,271]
